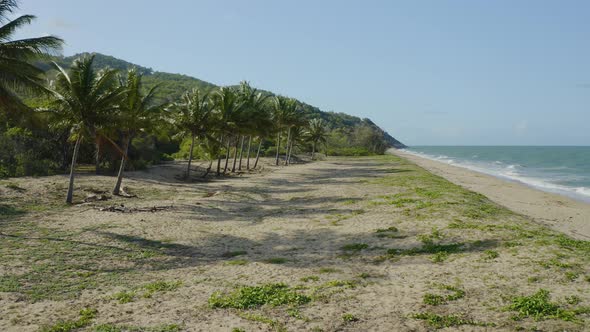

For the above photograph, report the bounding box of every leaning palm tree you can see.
[307,118,328,160]
[50,55,124,203]
[168,88,214,180]
[112,68,161,195]
[0,0,63,113]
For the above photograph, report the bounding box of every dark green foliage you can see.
[208,283,311,309]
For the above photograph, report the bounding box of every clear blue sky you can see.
[16,0,590,145]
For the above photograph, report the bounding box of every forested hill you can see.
[43,52,406,150]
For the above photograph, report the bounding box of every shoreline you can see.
[390,149,590,240]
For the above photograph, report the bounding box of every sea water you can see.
[404,146,590,203]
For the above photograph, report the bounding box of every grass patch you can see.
[324,279,358,289]
[508,289,576,321]
[375,226,399,233]
[423,284,465,306]
[342,313,359,322]
[238,312,286,332]
[113,290,135,304]
[341,243,369,251]
[264,257,288,264]
[412,312,494,329]
[483,249,499,260]
[112,281,181,303]
[208,283,311,309]
[41,308,96,332]
[300,275,320,282]
[318,267,340,274]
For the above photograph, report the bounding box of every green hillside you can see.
[45,52,405,150]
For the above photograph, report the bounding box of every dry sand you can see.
[391,149,590,240]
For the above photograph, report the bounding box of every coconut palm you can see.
[286,125,305,164]
[112,68,161,194]
[211,86,244,175]
[270,96,296,166]
[50,55,125,203]
[307,118,328,160]
[169,88,214,180]
[237,81,270,170]
[283,104,306,165]
[0,0,63,113]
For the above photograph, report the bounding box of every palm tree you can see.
[0,0,63,113]
[50,55,124,203]
[270,96,296,166]
[307,118,328,160]
[284,104,306,165]
[211,86,244,175]
[286,125,305,164]
[237,81,269,170]
[169,88,214,180]
[112,68,161,195]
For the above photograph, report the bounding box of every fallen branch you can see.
[96,204,173,213]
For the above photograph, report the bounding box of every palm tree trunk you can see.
[238,135,245,170]
[254,138,263,169]
[203,160,213,177]
[223,138,231,173]
[231,137,239,172]
[113,136,131,195]
[246,135,252,170]
[186,134,196,179]
[217,135,224,176]
[287,140,294,165]
[274,132,281,166]
[66,136,82,204]
[284,127,291,165]
[95,136,101,175]
[311,141,316,160]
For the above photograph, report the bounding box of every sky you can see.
[15,0,590,145]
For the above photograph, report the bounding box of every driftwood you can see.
[96,204,173,213]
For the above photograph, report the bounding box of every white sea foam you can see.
[402,149,590,203]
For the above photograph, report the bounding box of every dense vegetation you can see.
[0,0,404,189]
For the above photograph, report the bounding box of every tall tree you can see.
[169,88,214,180]
[112,68,161,194]
[50,55,124,203]
[0,0,63,113]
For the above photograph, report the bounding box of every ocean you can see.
[403,146,590,203]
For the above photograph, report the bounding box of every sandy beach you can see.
[1,156,589,331]
[391,149,590,240]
